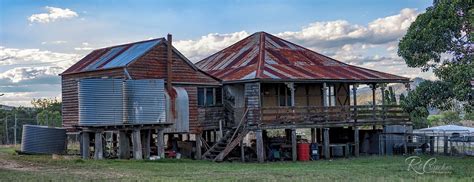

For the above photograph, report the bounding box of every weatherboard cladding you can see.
[61,38,220,131]
[196,32,409,82]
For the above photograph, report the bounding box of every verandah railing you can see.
[259,105,409,125]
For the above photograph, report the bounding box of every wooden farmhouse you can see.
[195,32,411,162]
[61,32,411,161]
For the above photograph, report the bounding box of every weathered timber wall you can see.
[197,107,225,130]
[244,82,260,126]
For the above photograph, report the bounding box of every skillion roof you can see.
[196,32,409,83]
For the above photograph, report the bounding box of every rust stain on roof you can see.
[196,32,409,82]
[62,38,163,75]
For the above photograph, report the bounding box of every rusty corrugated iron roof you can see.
[62,38,164,75]
[196,32,409,83]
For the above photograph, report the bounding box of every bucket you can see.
[297,143,310,161]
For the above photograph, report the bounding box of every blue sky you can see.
[0,0,434,106]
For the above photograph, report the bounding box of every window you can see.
[198,87,222,106]
[278,84,293,106]
[327,85,336,106]
[198,88,205,106]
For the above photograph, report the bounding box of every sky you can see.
[0,0,435,107]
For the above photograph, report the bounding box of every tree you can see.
[384,86,397,105]
[398,1,473,127]
[398,1,473,101]
[31,98,62,127]
[400,80,455,128]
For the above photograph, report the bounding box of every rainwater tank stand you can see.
[76,123,173,160]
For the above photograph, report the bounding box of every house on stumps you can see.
[195,32,411,162]
[61,35,223,160]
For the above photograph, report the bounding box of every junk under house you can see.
[61,32,412,162]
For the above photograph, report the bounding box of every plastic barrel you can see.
[297,143,310,161]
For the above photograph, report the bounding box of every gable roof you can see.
[62,38,163,75]
[196,32,409,83]
[61,38,201,76]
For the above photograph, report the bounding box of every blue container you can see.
[310,143,319,160]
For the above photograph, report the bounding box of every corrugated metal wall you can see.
[78,79,167,126]
[21,125,66,154]
[164,87,189,133]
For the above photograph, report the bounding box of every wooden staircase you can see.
[202,109,249,162]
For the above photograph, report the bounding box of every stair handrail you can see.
[200,135,210,151]
[228,108,249,147]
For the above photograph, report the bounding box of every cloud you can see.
[174,8,418,62]
[0,66,63,107]
[0,47,82,106]
[41,40,67,45]
[0,66,63,83]
[174,31,250,62]
[0,46,80,67]
[74,42,97,51]
[277,8,418,49]
[28,6,78,23]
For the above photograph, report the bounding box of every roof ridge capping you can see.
[93,38,165,51]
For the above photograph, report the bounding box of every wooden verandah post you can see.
[352,84,359,157]
[322,83,330,159]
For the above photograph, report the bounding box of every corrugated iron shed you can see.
[196,32,409,83]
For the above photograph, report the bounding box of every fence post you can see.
[4,115,8,145]
[429,136,435,155]
[14,114,17,146]
[443,136,448,155]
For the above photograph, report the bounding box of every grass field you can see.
[0,146,473,181]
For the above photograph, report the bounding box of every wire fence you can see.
[378,133,474,156]
[0,115,57,145]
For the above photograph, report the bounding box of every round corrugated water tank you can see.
[21,125,66,154]
[124,79,166,124]
[79,79,124,126]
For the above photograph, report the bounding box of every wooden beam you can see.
[256,129,264,163]
[132,129,142,160]
[323,128,330,159]
[81,132,90,159]
[195,133,202,160]
[156,129,165,158]
[352,84,358,123]
[94,131,104,160]
[354,127,359,157]
[310,128,316,143]
[143,129,151,159]
[322,83,329,122]
[371,84,376,106]
[291,128,297,162]
[240,140,245,162]
[118,131,130,159]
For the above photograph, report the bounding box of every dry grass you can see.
[0,146,473,181]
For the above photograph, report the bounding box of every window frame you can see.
[197,87,221,107]
[277,84,293,107]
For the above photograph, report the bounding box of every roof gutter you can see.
[220,78,410,84]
